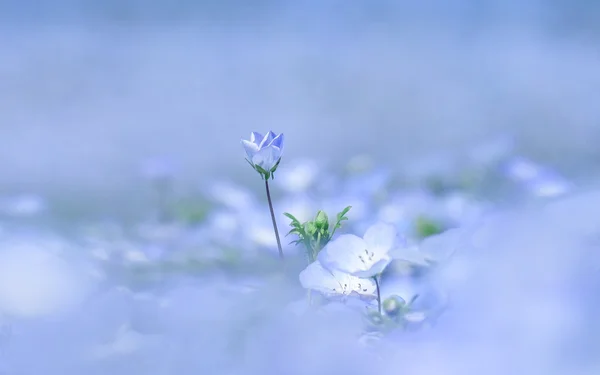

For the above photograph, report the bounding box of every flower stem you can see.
[314,231,322,261]
[374,275,382,315]
[265,179,284,260]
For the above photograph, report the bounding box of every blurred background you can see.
[0,0,599,218]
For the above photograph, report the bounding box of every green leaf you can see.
[285,228,299,237]
[337,205,352,220]
[305,221,317,236]
[334,206,352,227]
[284,212,301,225]
[329,206,352,238]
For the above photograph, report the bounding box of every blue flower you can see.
[241,131,284,179]
[502,157,572,198]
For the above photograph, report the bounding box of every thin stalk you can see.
[307,232,323,307]
[374,275,382,315]
[265,179,284,260]
[315,231,322,260]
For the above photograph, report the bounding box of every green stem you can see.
[374,275,382,315]
[315,231,322,261]
[265,179,284,260]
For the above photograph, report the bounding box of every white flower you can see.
[318,222,399,278]
[299,260,376,298]
[241,131,284,179]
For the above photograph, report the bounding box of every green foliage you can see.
[245,157,281,180]
[173,200,210,225]
[284,206,352,262]
[414,216,446,239]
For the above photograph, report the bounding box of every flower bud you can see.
[314,210,329,231]
[382,295,406,317]
[366,310,384,326]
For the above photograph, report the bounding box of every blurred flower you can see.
[318,222,401,278]
[88,323,162,360]
[525,172,572,198]
[377,190,485,240]
[391,227,464,266]
[275,158,319,193]
[278,194,316,224]
[0,194,46,217]
[0,239,93,317]
[241,131,284,180]
[206,181,256,211]
[502,157,572,198]
[299,260,376,299]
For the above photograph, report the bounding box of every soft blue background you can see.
[0,0,598,205]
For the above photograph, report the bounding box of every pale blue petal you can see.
[318,234,369,275]
[503,157,542,181]
[241,139,259,160]
[258,131,276,150]
[299,261,342,294]
[390,245,430,266]
[251,146,278,171]
[270,145,283,163]
[269,133,284,150]
[363,222,397,254]
[352,256,391,278]
[250,132,263,145]
[527,172,571,198]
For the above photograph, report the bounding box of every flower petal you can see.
[351,256,391,278]
[389,245,430,266]
[250,132,263,145]
[299,261,342,294]
[258,131,276,150]
[299,261,376,297]
[241,139,260,160]
[251,146,279,171]
[268,133,284,150]
[318,234,369,275]
[348,275,377,296]
[364,222,397,254]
